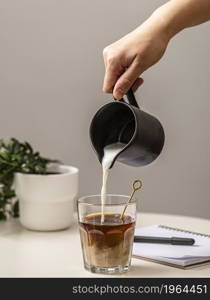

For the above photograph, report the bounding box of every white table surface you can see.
[0,213,210,278]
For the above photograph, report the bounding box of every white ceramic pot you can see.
[14,165,79,231]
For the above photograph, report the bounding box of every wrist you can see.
[133,6,175,45]
[149,9,175,42]
[150,3,187,41]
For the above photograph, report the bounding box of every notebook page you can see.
[133,225,210,266]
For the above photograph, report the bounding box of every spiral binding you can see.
[159,225,210,238]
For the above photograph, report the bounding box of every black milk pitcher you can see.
[90,89,165,168]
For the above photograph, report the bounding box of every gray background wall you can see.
[1,0,210,218]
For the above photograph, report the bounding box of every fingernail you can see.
[114,92,123,100]
[114,87,124,100]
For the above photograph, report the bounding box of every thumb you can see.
[113,59,143,100]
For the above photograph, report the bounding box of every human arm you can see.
[103,0,210,99]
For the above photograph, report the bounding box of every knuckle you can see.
[103,47,117,65]
[107,54,116,66]
[122,77,133,87]
[115,77,133,94]
[103,46,109,57]
[135,54,146,68]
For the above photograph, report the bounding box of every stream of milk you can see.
[101,142,125,223]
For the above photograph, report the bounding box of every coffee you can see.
[79,213,135,269]
[101,143,125,223]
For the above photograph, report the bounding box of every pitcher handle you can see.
[126,88,139,108]
[114,88,139,108]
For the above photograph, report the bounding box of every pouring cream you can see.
[101,142,125,223]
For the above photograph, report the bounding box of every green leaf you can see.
[0,137,58,220]
[0,210,7,220]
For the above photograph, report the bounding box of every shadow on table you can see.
[121,262,168,277]
[0,218,78,239]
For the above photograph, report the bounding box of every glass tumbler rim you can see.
[77,194,136,206]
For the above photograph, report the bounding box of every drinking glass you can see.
[77,194,136,274]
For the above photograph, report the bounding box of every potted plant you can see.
[0,138,79,231]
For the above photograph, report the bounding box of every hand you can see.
[103,16,170,100]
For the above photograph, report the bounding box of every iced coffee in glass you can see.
[77,195,136,274]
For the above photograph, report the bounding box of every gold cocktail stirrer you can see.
[120,180,143,220]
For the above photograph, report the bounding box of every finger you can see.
[132,77,144,92]
[103,64,124,93]
[103,67,118,93]
[113,59,143,99]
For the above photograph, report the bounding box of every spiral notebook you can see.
[132,225,210,269]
